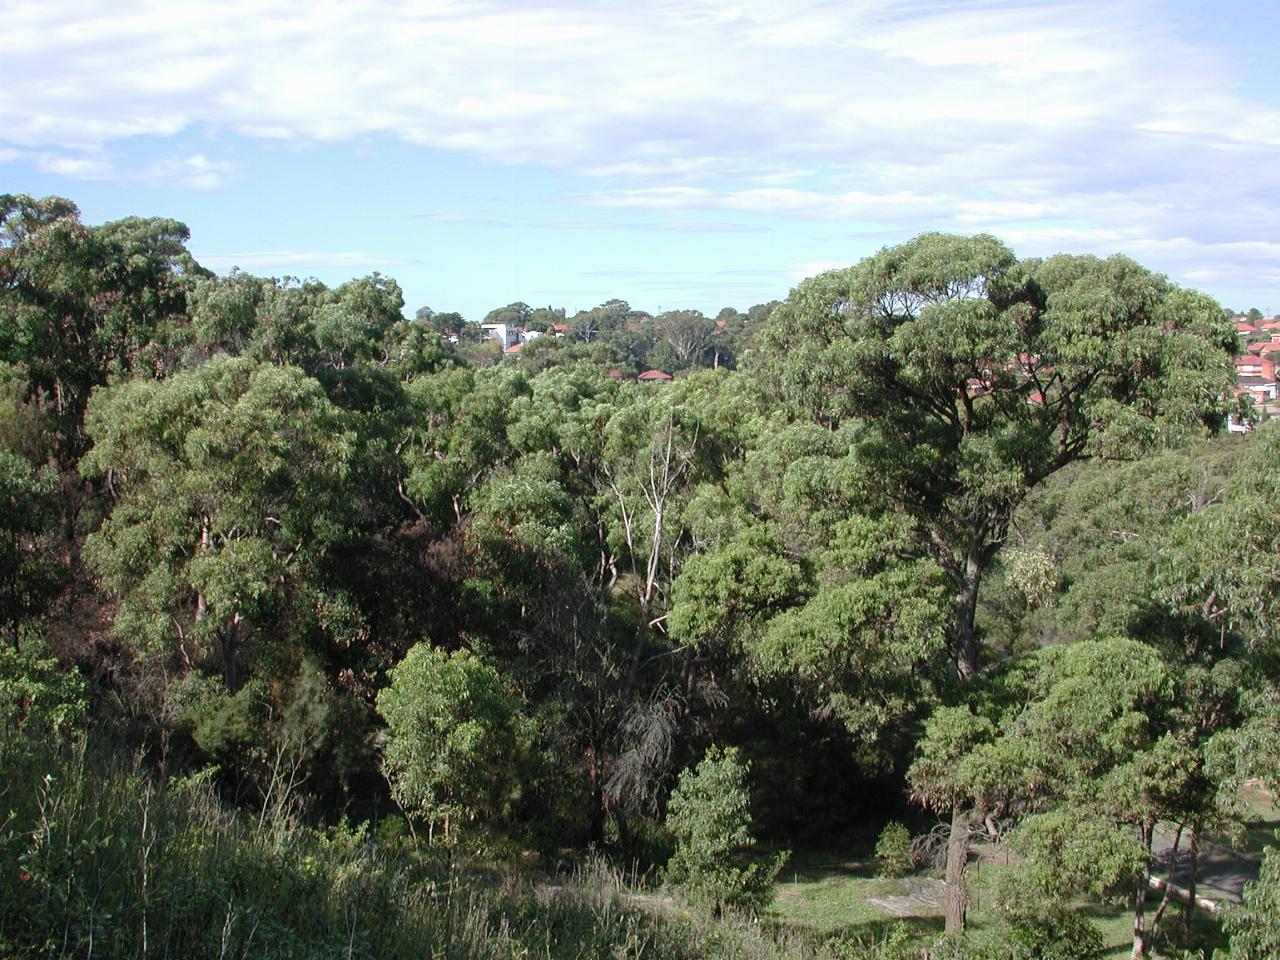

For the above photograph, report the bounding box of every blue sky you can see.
[3,0,1279,319]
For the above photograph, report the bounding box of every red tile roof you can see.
[637,369,673,382]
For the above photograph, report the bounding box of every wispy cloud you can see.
[416,210,767,234]
[142,154,233,190]
[22,149,234,190]
[35,154,113,180]
[196,250,419,271]
[3,0,1279,294]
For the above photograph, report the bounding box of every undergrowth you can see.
[0,729,873,960]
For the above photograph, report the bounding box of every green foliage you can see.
[874,821,913,878]
[664,746,786,913]
[0,640,85,733]
[3,194,1270,954]
[376,644,527,840]
[757,231,1237,676]
[1222,838,1280,960]
[80,355,356,688]
[1011,806,1148,903]
[0,194,205,462]
[0,728,826,960]
[0,449,61,642]
[928,901,1105,960]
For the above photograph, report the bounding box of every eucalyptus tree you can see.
[755,232,1238,930]
[910,638,1216,956]
[0,194,205,465]
[656,310,716,369]
[80,356,355,691]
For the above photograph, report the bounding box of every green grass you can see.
[767,849,1225,960]
[0,729,827,960]
[770,853,940,933]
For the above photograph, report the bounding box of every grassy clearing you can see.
[769,851,941,937]
[767,848,1227,960]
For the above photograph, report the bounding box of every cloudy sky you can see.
[3,0,1278,318]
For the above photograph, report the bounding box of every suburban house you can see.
[1228,321,1280,432]
[479,322,521,350]
[637,369,673,383]
[1235,354,1276,380]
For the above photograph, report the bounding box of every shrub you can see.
[874,821,913,877]
[376,644,527,843]
[663,746,787,914]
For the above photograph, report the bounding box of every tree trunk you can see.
[953,556,983,679]
[586,743,606,846]
[219,617,241,692]
[1132,820,1154,958]
[945,804,970,933]
[1183,824,1199,939]
[1150,824,1182,944]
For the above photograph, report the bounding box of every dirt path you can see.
[1151,828,1259,906]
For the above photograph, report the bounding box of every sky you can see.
[3,0,1279,320]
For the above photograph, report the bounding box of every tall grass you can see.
[0,731,519,959]
[0,730,867,960]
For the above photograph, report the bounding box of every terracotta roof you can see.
[504,342,523,353]
[637,369,673,382]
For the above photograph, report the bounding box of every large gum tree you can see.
[756,232,1238,931]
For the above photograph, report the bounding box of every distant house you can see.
[480,322,520,350]
[1235,355,1276,380]
[504,341,523,355]
[1235,320,1261,338]
[637,369,673,383]
[1229,349,1280,433]
[606,368,629,381]
[1236,376,1278,403]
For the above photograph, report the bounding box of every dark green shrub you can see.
[873,821,912,877]
[663,746,787,914]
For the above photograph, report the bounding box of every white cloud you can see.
[3,0,1279,295]
[196,250,419,271]
[142,154,233,190]
[36,154,113,179]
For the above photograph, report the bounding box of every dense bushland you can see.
[3,192,1280,958]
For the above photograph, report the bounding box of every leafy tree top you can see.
[755,232,1238,675]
